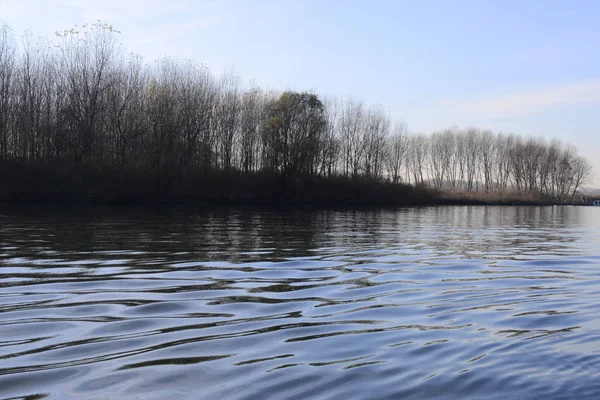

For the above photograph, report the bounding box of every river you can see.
[1,206,600,399]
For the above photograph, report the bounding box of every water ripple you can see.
[0,205,600,399]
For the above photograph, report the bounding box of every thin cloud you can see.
[440,80,600,119]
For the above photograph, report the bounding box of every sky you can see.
[1,0,599,186]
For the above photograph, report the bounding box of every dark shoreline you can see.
[0,164,583,209]
[0,195,570,209]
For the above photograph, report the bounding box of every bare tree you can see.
[214,71,241,171]
[385,121,408,184]
[239,87,266,174]
[407,134,427,186]
[0,24,16,161]
[320,96,340,177]
[339,99,366,179]
[177,61,215,174]
[479,130,495,191]
[363,105,389,181]
[0,21,594,203]
[570,156,593,200]
[55,22,119,167]
[106,54,147,171]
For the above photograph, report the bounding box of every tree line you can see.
[0,23,593,202]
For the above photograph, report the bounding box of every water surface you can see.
[1,206,600,399]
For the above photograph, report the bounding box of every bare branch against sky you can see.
[1,0,598,186]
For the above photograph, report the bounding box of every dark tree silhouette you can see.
[0,22,593,204]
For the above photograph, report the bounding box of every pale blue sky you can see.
[1,0,599,185]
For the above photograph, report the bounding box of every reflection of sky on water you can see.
[1,206,600,399]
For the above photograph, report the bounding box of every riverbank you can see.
[0,163,570,207]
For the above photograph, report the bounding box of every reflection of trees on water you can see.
[0,206,592,269]
[386,206,584,260]
[178,206,584,262]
